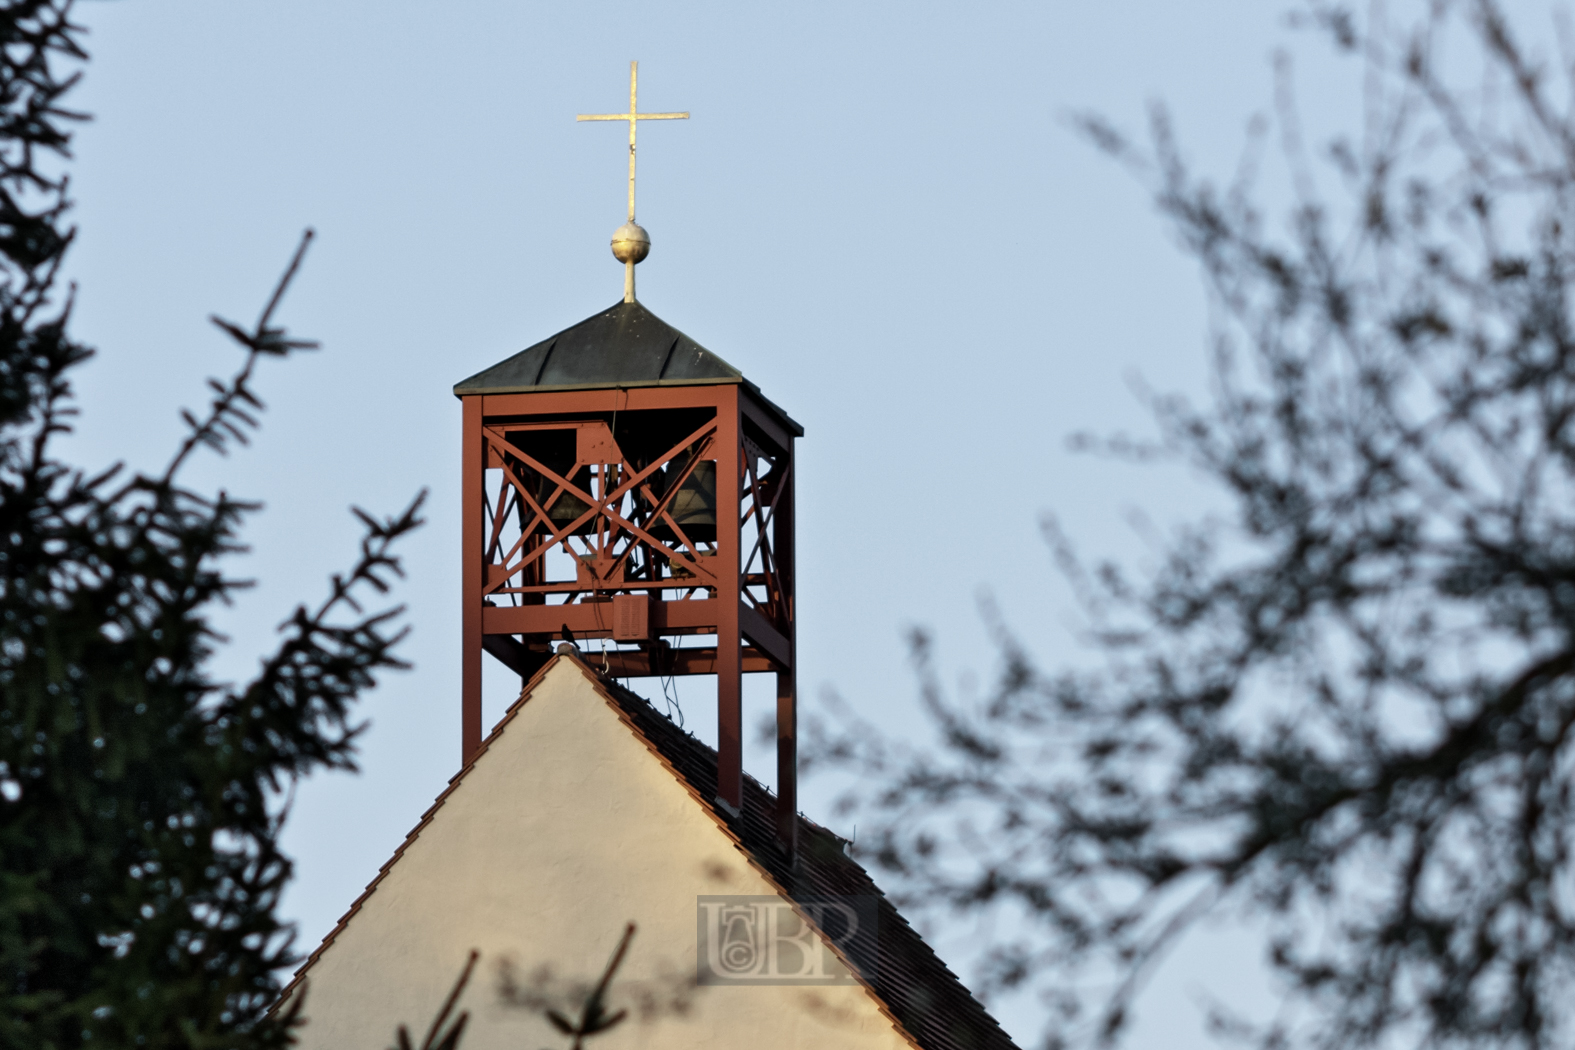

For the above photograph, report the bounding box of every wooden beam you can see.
[593,647,775,677]
[461,397,484,766]
[739,602,791,669]
[482,598,719,639]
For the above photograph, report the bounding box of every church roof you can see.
[599,665,1021,1050]
[286,654,1017,1050]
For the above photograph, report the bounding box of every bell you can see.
[538,466,597,536]
[650,459,716,544]
[504,428,600,538]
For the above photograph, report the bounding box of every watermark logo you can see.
[697,895,876,985]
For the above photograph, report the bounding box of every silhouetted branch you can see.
[391,951,478,1050]
[162,228,319,484]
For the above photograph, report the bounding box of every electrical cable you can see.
[659,638,684,727]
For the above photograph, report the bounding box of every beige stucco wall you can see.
[290,659,913,1050]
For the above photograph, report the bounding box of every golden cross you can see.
[577,61,689,225]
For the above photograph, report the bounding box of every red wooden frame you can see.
[459,382,797,849]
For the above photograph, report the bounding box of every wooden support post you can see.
[776,670,797,853]
[715,390,743,814]
[774,450,797,853]
[461,396,484,766]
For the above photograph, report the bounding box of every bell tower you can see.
[454,64,802,849]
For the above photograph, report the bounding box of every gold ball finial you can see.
[611,221,650,265]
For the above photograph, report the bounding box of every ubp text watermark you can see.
[697,895,877,985]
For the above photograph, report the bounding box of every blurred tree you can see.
[812,3,1575,1049]
[0,2,423,1047]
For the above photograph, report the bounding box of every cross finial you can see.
[578,62,689,303]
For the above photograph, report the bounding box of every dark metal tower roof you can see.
[453,299,801,435]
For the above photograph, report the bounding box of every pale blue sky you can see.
[56,1,1364,1045]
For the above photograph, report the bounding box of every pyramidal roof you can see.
[453,299,803,435]
[283,654,1017,1050]
[453,300,738,395]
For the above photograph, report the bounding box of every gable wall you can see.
[291,660,913,1050]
